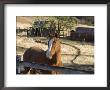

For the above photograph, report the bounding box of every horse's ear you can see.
[55,32,59,38]
[48,33,54,38]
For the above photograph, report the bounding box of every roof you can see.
[75,24,94,28]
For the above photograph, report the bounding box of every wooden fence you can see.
[16,55,94,74]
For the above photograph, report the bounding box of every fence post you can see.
[16,55,21,74]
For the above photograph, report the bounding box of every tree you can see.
[56,16,78,31]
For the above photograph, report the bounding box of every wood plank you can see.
[16,61,94,74]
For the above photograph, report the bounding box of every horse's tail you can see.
[23,48,32,62]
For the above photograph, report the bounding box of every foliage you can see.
[32,16,94,31]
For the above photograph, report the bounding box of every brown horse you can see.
[22,33,63,74]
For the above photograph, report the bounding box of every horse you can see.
[22,33,63,74]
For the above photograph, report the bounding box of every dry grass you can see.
[16,36,94,65]
[16,16,36,29]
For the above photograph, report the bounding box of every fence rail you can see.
[16,60,94,74]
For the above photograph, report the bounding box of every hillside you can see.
[16,16,94,29]
[16,16,36,29]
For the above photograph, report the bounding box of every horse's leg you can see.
[21,67,30,74]
[30,68,37,74]
[41,70,52,74]
[51,71,57,74]
[51,71,63,74]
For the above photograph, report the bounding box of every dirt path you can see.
[61,42,80,63]
[16,36,94,65]
[16,36,94,73]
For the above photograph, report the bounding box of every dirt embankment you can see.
[16,36,94,65]
[16,16,36,29]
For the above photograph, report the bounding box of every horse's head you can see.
[46,33,61,60]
